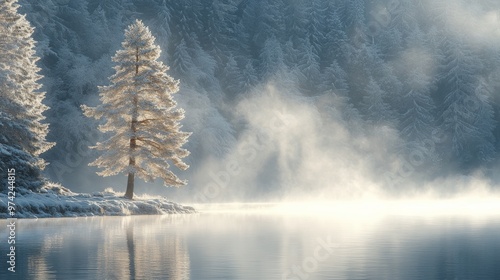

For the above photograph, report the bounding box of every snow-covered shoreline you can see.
[0,184,195,219]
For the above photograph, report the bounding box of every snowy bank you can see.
[0,184,195,219]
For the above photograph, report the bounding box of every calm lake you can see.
[1,202,500,280]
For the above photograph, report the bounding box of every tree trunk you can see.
[125,172,134,199]
[125,47,140,200]
[125,136,137,199]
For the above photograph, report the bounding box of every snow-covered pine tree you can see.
[297,40,321,96]
[171,38,196,81]
[399,71,436,138]
[240,60,258,94]
[220,55,242,97]
[199,0,238,64]
[438,36,495,168]
[259,35,286,80]
[304,0,324,62]
[360,77,397,125]
[318,0,346,69]
[343,0,366,28]
[470,79,496,163]
[251,0,286,51]
[0,0,54,192]
[396,28,438,165]
[82,20,190,199]
[283,0,307,51]
[321,60,349,95]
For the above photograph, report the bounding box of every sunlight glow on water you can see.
[1,202,500,279]
[194,199,500,217]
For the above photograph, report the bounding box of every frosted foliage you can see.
[400,88,436,142]
[398,46,437,144]
[360,78,396,125]
[439,38,496,164]
[259,36,286,79]
[82,20,191,187]
[0,0,53,168]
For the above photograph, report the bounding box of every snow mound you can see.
[0,184,195,219]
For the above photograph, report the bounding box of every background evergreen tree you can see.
[360,77,397,125]
[437,33,496,169]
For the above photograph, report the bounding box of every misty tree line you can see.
[10,0,500,190]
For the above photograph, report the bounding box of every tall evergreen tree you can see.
[168,0,202,44]
[259,35,286,79]
[304,0,324,60]
[471,79,496,163]
[343,0,366,28]
[199,0,237,62]
[252,0,285,50]
[220,55,243,98]
[399,70,437,142]
[171,38,196,82]
[146,0,171,55]
[438,37,495,167]
[360,77,397,125]
[398,28,437,145]
[82,20,190,199]
[284,0,307,50]
[318,0,346,68]
[321,60,349,95]
[297,40,321,96]
[239,60,259,94]
[0,0,54,191]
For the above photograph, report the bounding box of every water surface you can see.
[1,203,500,279]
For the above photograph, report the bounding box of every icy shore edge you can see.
[0,183,195,218]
